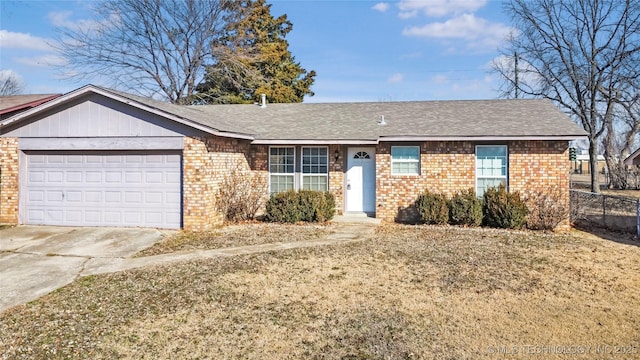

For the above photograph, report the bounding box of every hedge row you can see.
[415,185,529,229]
[265,190,336,223]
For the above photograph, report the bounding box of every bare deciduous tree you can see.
[0,70,24,96]
[53,0,237,104]
[604,94,640,189]
[494,0,640,192]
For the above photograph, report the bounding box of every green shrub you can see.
[265,190,336,223]
[448,188,483,226]
[482,184,529,229]
[298,190,336,222]
[415,190,449,225]
[265,191,301,223]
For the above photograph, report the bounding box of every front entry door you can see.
[346,147,376,213]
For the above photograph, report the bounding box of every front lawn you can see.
[1,225,639,359]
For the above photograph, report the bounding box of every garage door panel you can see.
[66,171,83,182]
[29,171,46,183]
[66,191,82,202]
[24,152,181,229]
[47,210,63,222]
[65,210,83,222]
[28,190,45,202]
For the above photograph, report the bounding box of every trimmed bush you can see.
[265,190,336,223]
[298,190,336,222]
[448,188,483,226]
[415,190,449,225]
[482,184,529,229]
[265,191,301,223]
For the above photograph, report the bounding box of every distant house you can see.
[571,151,607,174]
[624,147,640,166]
[0,94,62,119]
[0,85,586,229]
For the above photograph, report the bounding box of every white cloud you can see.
[398,0,487,18]
[0,69,23,81]
[14,54,67,68]
[372,2,390,12]
[388,73,404,83]
[402,14,513,51]
[48,10,116,32]
[0,30,52,51]
[489,54,541,87]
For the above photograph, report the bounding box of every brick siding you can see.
[182,136,255,231]
[375,140,570,225]
[0,136,570,230]
[0,137,19,224]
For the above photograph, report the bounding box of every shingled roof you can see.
[1,85,587,143]
[190,99,587,143]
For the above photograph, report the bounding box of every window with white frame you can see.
[476,145,507,196]
[391,146,420,175]
[269,147,294,194]
[302,147,328,191]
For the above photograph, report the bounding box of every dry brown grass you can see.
[602,189,640,199]
[1,224,639,359]
[135,223,332,257]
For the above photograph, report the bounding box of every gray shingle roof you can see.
[189,99,587,141]
[2,85,587,142]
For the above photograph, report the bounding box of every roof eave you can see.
[624,147,640,165]
[379,135,588,142]
[0,94,62,115]
[0,85,254,141]
[251,135,587,145]
[251,139,378,145]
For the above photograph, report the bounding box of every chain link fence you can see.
[570,190,639,234]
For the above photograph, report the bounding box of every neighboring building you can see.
[0,94,62,119]
[571,152,607,174]
[0,85,587,229]
[624,148,640,166]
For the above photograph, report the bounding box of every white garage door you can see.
[23,151,181,229]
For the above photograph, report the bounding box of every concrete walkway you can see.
[82,218,379,276]
[1,217,378,312]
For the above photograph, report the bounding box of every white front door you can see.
[346,147,376,213]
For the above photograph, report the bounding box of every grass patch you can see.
[1,225,639,359]
[136,223,333,257]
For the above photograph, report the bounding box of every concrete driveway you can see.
[0,226,165,313]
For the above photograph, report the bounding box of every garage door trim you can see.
[19,150,183,229]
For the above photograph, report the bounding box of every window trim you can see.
[268,146,295,194]
[301,146,329,191]
[475,144,508,196]
[391,145,421,176]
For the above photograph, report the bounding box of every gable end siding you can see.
[2,93,200,138]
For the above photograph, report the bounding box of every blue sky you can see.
[0,0,514,102]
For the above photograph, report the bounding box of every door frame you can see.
[345,147,376,214]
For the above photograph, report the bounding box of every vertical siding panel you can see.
[3,96,190,138]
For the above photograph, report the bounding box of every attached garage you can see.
[22,151,181,228]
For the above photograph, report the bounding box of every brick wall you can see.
[375,140,570,224]
[0,137,19,224]
[509,140,570,229]
[182,136,255,230]
[376,142,475,222]
[329,144,345,215]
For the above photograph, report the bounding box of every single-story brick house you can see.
[0,85,586,230]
